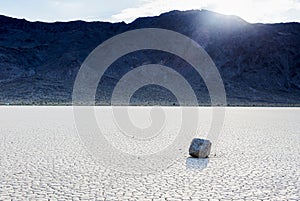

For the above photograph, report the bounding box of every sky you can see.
[0,0,299,23]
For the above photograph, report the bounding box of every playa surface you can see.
[0,107,299,200]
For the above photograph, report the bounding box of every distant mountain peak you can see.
[0,10,299,106]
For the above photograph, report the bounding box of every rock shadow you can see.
[186,157,209,170]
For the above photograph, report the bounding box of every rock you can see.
[189,138,212,158]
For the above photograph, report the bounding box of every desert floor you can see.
[0,107,299,201]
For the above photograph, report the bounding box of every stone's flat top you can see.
[0,107,299,200]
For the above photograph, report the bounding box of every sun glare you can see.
[211,0,256,22]
[205,0,299,23]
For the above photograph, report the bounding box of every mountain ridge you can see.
[0,10,299,106]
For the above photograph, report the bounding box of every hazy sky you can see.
[0,0,299,23]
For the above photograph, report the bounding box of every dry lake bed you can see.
[0,107,299,201]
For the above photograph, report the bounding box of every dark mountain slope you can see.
[0,10,299,105]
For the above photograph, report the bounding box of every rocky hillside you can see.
[0,10,299,106]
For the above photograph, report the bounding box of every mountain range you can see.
[0,10,299,106]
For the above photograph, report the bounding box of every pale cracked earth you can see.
[0,107,299,201]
